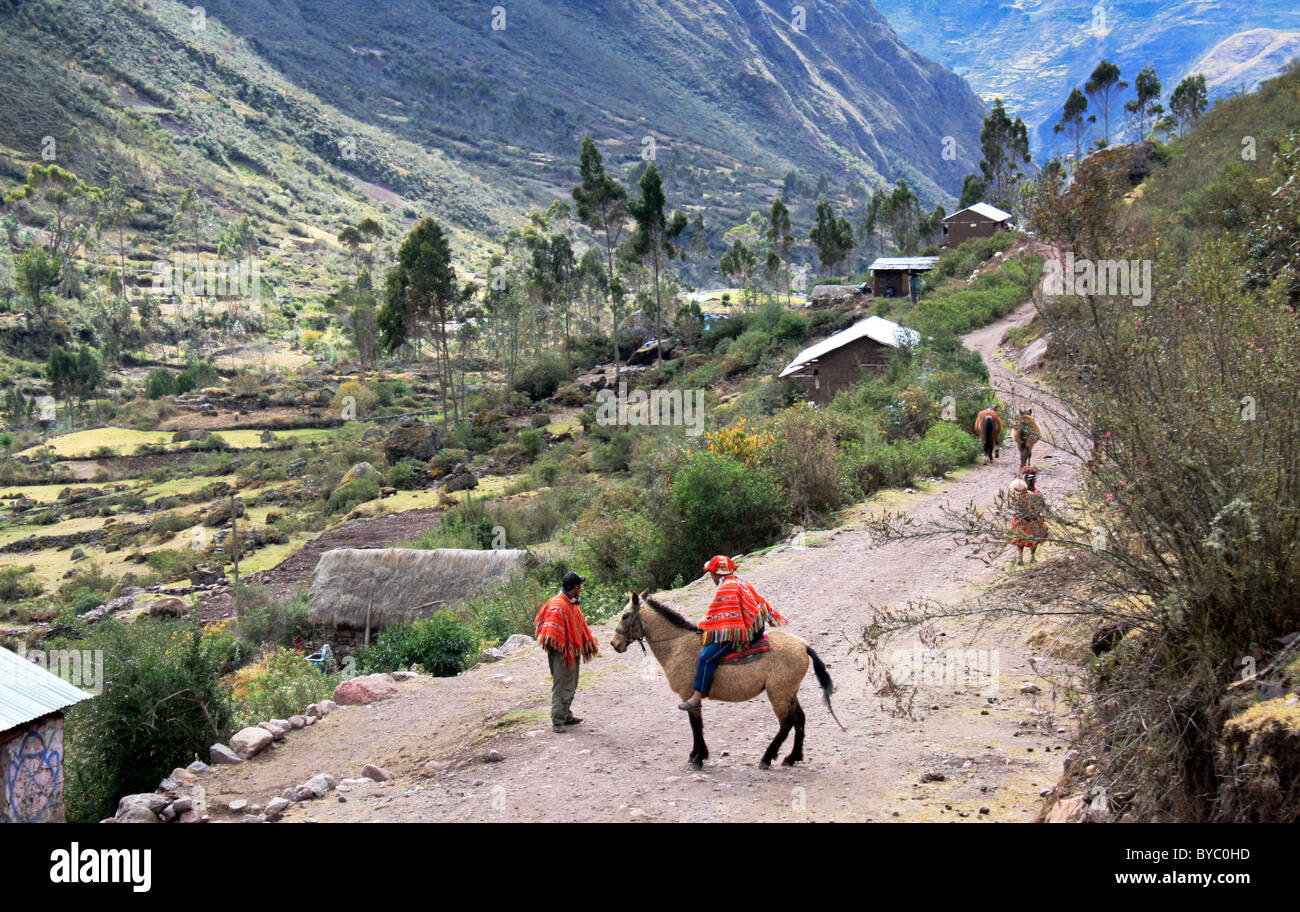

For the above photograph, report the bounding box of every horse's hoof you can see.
[759,759,772,770]
[782,757,800,767]
[689,758,703,769]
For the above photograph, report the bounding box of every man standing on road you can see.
[534,571,599,733]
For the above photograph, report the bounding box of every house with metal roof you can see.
[1,645,94,822]
[941,202,1014,247]
[779,315,920,405]
[867,256,940,300]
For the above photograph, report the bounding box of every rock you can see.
[308,547,528,633]
[146,596,188,618]
[361,764,393,782]
[486,750,504,763]
[264,797,291,821]
[228,799,248,812]
[203,499,246,528]
[319,700,338,714]
[1258,681,1286,700]
[237,814,265,823]
[170,767,198,784]
[230,726,274,759]
[481,647,505,662]
[258,721,287,741]
[1020,683,1042,695]
[338,461,383,487]
[334,673,399,705]
[383,419,442,466]
[305,703,321,718]
[920,771,946,783]
[391,670,421,681]
[172,797,194,814]
[288,715,307,729]
[444,471,478,493]
[115,794,168,823]
[71,547,86,561]
[419,761,441,779]
[1046,795,1087,823]
[187,760,210,774]
[302,773,336,799]
[178,811,201,824]
[1016,334,1052,373]
[500,634,535,655]
[209,743,243,765]
[172,428,206,442]
[259,430,277,444]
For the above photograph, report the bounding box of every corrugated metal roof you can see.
[943,202,1013,223]
[0,646,93,731]
[779,316,920,378]
[867,256,939,272]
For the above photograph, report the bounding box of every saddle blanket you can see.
[720,635,771,665]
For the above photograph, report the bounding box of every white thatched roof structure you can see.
[308,547,530,630]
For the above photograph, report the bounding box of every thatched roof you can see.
[308,547,529,630]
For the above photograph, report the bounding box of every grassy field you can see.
[17,427,335,459]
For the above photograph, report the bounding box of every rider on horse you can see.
[678,555,786,711]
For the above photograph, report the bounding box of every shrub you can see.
[912,420,981,476]
[231,647,339,729]
[357,614,480,676]
[0,564,43,601]
[519,428,545,457]
[145,368,176,399]
[386,457,424,490]
[513,356,568,400]
[331,380,379,419]
[234,585,319,651]
[61,617,235,822]
[669,450,785,570]
[175,360,218,394]
[327,476,379,514]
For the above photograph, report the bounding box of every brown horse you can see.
[1012,409,1042,468]
[974,406,1002,464]
[611,591,843,769]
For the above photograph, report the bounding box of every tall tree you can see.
[1169,74,1209,136]
[957,174,988,209]
[1054,88,1095,161]
[379,217,465,431]
[719,238,758,308]
[766,198,794,303]
[1085,60,1128,146]
[627,164,686,367]
[572,136,629,370]
[978,99,1032,210]
[810,199,854,277]
[880,180,922,255]
[1124,65,1163,139]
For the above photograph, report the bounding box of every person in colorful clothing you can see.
[534,570,600,732]
[678,555,787,711]
[1009,465,1048,564]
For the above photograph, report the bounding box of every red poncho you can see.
[1010,489,1048,547]
[699,574,786,646]
[534,592,600,668]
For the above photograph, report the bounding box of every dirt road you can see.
[201,300,1085,823]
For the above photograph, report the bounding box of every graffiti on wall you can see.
[3,719,64,823]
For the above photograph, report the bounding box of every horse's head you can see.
[610,589,650,653]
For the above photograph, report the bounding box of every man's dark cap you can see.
[562,571,586,591]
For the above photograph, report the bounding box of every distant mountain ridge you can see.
[872,0,1300,157]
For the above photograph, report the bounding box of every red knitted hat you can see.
[703,555,738,575]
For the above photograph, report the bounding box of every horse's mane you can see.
[645,596,699,632]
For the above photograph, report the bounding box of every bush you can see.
[387,457,424,490]
[0,564,43,601]
[145,368,176,399]
[175,360,218,394]
[235,585,318,651]
[230,647,339,729]
[513,356,568,400]
[357,614,480,677]
[61,617,235,822]
[669,450,785,571]
[332,380,379,419]
[327,476,380,514]
[912,420,981,476]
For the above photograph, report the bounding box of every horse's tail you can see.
[982,414,995,460]
[806,645,846,731]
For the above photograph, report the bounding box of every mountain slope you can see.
[873,0,1300,156]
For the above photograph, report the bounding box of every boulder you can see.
[1017,334,1052,373]
[383,419,442,467]
[361,764,393,782]
[115,793,168,823]
[230,726,274,759]
[302,773,336,799]
[339,461,383,487]
[444,471,478,493]
[203,499,246,528]
[209,743,243,765]
[172,428,206,443]
[1045,795,1086,823]
[259,430,277,444]
[258,721,287,742]
[264,797,291,821]
[500,634,536,655]
[809,284,867,306]
[146,596,188,618]
[334,673,399,705]
[288,715,307,729]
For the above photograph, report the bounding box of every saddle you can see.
[720,635,771,665]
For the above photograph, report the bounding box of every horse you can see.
[610,591,843,769]
[1012,408,1042,468]
[974,407,1002,464]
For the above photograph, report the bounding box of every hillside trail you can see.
[201,298,1088,823]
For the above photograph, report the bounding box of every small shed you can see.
[1,646,93,823]
[308,547,531,645]
[779,315,920,405]
[940,202,1013,247]
[868,256,939,301]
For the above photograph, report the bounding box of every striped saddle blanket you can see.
[721,635,771,665]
